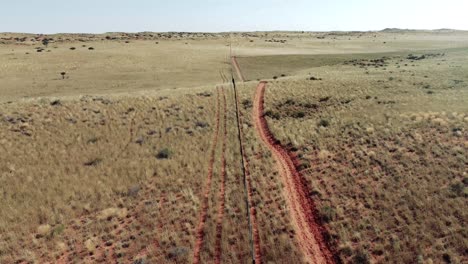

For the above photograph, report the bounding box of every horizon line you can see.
[1,28,467,35]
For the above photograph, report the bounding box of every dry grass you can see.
[254,48,467,263]
[0,30,467,263]
[0,87,219,262]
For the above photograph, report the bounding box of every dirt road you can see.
[231,56,246,82]
[253,81,334,264]
[192,87,222,264]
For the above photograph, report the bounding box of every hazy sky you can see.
[2,0,468,33]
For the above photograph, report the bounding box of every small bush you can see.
[449,182,464,197]
[353,250,370,264]
[318,119,330,127]
[195,121,209,128]
[69,47,76,50]
[84,158,102,167]
[156,148,171,160]
[292,111,305,118]
[242,99,252,109]
[50,99,61,106]
[320,206,336,222]
[284,99,295,105]
[265,110,280,120]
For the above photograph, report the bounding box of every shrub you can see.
[242,99,252,109]
[42,39,49,47]
[318,119,330,127]
[449,182,464,197]
[156,148,171,159]
[265,110,280,120]
[195,121,209,128]
[69,47,76,50]
[353,250,370,264]
[292,111,305,118]
[320,206,336,222]
[84,158,102,167]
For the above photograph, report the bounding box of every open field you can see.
[0,30,467,263]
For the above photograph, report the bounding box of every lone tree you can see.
[42,38,49,47]
[60,72,66,79]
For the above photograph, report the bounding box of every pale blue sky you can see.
[2,0,468,33]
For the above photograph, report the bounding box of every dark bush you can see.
[318,119,330,127]
[449,182,464,197]
[242,99,252,108]
[84,158,102,167]
[50,99,61,106]
[42,39,49,47]
[195,121,209,128]
[319,96,331,102]
[156,148,171,159]
[353,250,370,264]
[265,110,280,120]
[292,111,305,118]
[320,206,336,222]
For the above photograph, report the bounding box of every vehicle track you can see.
[231,56,245,82]
[214,87,227,264]
[240,128,262,264]
[252,81,334,264]
[232,79,262,263]
[192,87,222,264]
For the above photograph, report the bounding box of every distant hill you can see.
[380,28,464,33]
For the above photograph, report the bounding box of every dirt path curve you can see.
[231,56,245,82]
[214,88,227,264]
[253,82,335,264]
[193,87,222,264]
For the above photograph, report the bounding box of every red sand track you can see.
[253,82,334,264]
[193,87,222,264]
[214,88,228,264]
[231,56,245,82]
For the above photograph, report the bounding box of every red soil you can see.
[214,88,228,264]
[252,82,335,264]
[192,87,222,264]
[231,56,246,82]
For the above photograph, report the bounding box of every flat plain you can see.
[0,30,467,263]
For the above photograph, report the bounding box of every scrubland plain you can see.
[0,30,467,263]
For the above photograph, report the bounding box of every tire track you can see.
[214,87,227,264]
[240,131,263,264]
[192,87,222,264]
[231,56,245,82]
[232,78,262,263]
[252,81,334,264]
